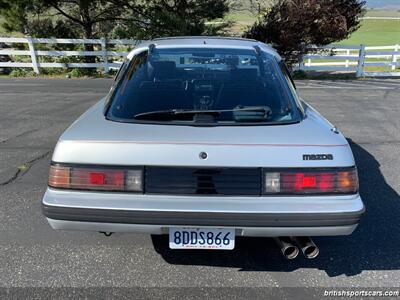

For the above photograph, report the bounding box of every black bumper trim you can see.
[42,204,365,227]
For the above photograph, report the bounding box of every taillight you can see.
[48,165,143,192]
[264,167,358,195]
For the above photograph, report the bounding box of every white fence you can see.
[0,37,399,77]
[298,44,400,77]
[0,37,139,74]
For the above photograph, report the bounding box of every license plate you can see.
[169,227,235,250]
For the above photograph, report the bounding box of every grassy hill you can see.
[225,9,400,46]
[337,18,400,46]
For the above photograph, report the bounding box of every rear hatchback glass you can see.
[106,47,301,125]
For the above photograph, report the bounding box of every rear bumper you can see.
[43,205,363,227]
[42,187,365,236]
[45,219,360,236]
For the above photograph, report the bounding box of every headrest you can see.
[225,56,239,68]
[231,68,258,82]
[150,61,177,80]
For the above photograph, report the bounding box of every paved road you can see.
[0,78,399,297]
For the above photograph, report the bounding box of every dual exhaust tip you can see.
[100,232,318,260]
[274,236,319,260]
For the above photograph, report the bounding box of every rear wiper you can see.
[134,106,272,120]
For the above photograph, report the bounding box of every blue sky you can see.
[366,0,400,8]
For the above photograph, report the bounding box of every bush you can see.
[292,70,308,79]
[40,67,66,76]
[9,68,37,77]
[68,68,97,78]
[108,69,118,76]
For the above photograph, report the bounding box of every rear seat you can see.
[129,61,191,113]
[216,68,281,110]
[148,61,181,82]
[135,81,190,113]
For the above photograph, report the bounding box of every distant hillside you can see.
[235,0,400,10]
[227,1,399,45]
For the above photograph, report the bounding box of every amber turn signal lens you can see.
[48,165,70,188]
[337,171,358,192]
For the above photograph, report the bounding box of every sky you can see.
[365,0,400,9]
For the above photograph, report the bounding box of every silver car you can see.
[42,37,365,259]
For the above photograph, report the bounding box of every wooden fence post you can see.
[356,44,365,77]
[101,37,109,74]
[27,37,39,74]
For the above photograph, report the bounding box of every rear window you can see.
[106,47,301,125]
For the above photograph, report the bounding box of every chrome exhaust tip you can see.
[274,237,300,260]
[292,236,319,259]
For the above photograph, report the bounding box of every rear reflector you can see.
[264,167,358,195]
[48,165,143,192]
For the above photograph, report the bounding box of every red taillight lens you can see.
[301,175,317,189]
[264,168,358,195]
[48,165,142,192]
[89,172,106,185]
[318,173,334,191]
[70,168,125,190]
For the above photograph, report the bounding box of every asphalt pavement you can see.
[0,78,399,299]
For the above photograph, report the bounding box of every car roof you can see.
[130,36,281,60]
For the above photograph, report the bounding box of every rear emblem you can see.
[199,152,208,160]
[303,154,333,160]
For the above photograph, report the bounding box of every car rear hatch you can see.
[53,101,354,168]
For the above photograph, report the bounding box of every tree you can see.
[0,0,231,63]
[0,0,126,64]
[0,0,31,33]
[109,0,231,39]
[243,0,366,65]
[0,0,230,39]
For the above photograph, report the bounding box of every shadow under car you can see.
[151,140,400,277]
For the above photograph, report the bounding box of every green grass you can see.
[225,9,400,46]
[338,19,400,46]
[226,12,255,24]
[365,9,400,17]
